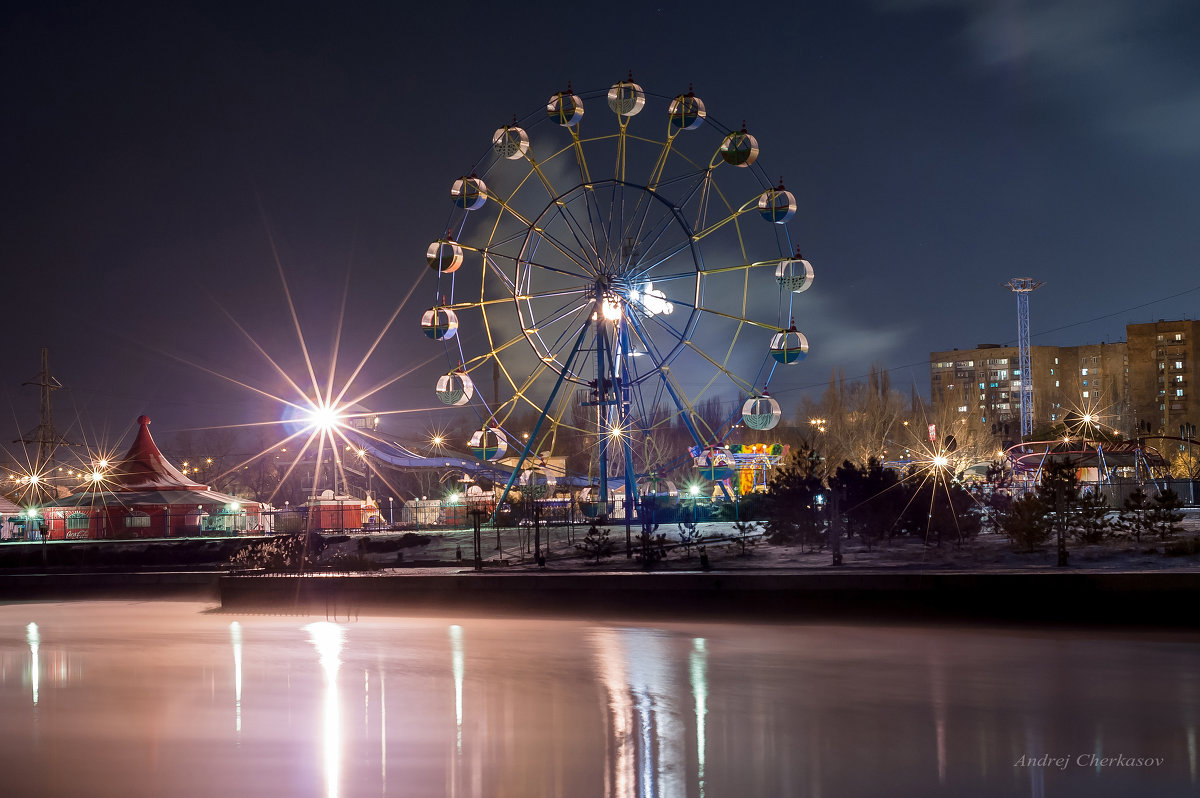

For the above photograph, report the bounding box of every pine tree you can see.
[1116,488,1153,543]
[1147,489,1185,542]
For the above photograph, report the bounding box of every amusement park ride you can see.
[421,78,812,521]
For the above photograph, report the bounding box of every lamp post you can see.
[388,496,394,528]
[1181,422,1196,504]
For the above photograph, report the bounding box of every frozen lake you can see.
[0,600,1196,797]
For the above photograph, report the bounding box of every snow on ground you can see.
[318,509,1200,573]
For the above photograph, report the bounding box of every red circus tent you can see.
[42,415,264,540]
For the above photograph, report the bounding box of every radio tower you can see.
[1005,278,1044,440]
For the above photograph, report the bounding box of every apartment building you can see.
[1126,320,1200,435]
[930,340,1131,445]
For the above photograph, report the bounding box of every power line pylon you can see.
[16,347,70,472]
[1005,278,1044,440]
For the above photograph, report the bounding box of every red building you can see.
[42,415,265,539]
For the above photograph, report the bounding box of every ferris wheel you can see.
[422,77,814,510]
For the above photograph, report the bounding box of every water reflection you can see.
[25,622,38,706]
[0,604,1197,798]
[230,621,242,735]
[306,621,343,798]
[689,638,707,798]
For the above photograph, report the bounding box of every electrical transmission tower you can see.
[16,347,71,471]
[1005,278,1044,440]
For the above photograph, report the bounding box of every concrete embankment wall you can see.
[0,571,221,601]
[217,571,1200,624]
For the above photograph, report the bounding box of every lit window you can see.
[1082,391,1090,398]
[1176,333,1184,341]
[1082,380,1088,386]
[958,405,968,413]
[1178,389,1185,397]
[1177,376,1184,383]
[1176,361,1184,369]
[66,512,89,531]
[1055,380,1060,387]
[1081,368,1088,376]
[125,512,151,529]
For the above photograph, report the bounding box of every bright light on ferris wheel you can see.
[600,295,623,321]
[629,282,673,316]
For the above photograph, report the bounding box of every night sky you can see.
[3,0,1200,447]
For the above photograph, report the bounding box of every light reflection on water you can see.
[0,602,1197,797]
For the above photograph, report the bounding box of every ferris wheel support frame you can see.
[492,318,594,521]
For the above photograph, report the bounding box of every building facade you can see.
[1126,320,1200,436]
[930,340,1132,447]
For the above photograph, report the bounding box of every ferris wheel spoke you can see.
[685,339,755,395]
[521,255,595,283]
[615,118,631,182]
[644,135,682,193]
[568,127,593,188]
[521,298,591,347]
[625,307,689,370]
[535,198,607,276]
[694,305,779,332]
[516,220,599,279]
[533,302,593,355]
[492,196,600,274]
[626,226,702,282]
[517,285,593,304]
[691,205,753,245]
[480,252,519,295]
[619,194,683,277]
[458,330,532,374]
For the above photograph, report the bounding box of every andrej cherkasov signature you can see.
[1015,753,1164,770]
